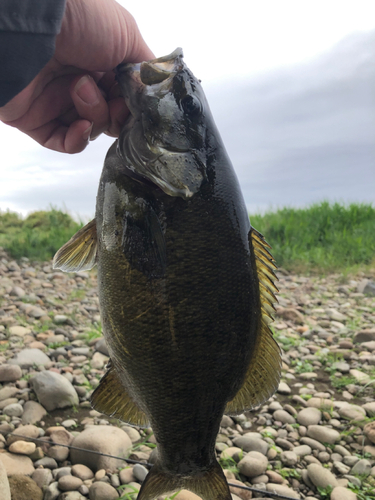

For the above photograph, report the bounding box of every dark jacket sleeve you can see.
[0,0,66,107]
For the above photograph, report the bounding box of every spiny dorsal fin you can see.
[91,361,149,427]
[225,228,282,414]
[53,219,97,272]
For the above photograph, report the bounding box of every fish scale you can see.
[53,48,281,500]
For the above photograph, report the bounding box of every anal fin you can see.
[91,362,149,427]
[225,228,282,414]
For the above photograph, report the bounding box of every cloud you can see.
[206,30,375,212]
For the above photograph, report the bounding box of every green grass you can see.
[0,208,83,262]
[250,201,375,273]
[1,202,375,273]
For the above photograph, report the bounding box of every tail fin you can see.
[137,461,231,500]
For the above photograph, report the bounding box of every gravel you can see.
[0,249,374,499]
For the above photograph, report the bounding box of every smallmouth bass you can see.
[53,48,281,500]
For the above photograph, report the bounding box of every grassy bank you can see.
[0,209,82,262]
[251,201,375,273]
[0,202,374,273]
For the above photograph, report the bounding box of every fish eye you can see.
[181,95,202,116]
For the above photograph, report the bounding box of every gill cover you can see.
[116,48,207,199]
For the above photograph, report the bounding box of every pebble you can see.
[31,371,79,411]
[58,474,84,491]
[133,463,149,482]
[9,348,51,368]
[70,425,131,472]
[71,464,94,481]
[307,463,339,488]
[306,425,340,444]
[89,481,119,500]
[330,486,358,500]
[0,365,22,382]
[0,457,11,500]
[297,407,321,426]
[238,451,268,478]
[9,440,36,455]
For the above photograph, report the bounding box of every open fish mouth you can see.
[116,48,184,86]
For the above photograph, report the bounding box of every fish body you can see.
[53,49,281,500]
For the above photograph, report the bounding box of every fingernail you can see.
[82,122,93,141]
[75,76,100,105]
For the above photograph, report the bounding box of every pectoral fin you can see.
[91,361,149,427]
[225,228,281,414]
[122,201,166,279]
[53,219,97,272]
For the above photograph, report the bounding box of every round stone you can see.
[306,425,340,444]
[89,481,120,500]
[280,451,298,466]
[330,486,358,500]
[297,407,321,426]
[58,475,83,491]
[238,451,268,478]
[71,464,94,481]
[307,463,339,489]
[9,440,36,455]
[3,403,23,417]
[273,410,296,424]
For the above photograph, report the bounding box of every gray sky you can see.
[1,1,374,218]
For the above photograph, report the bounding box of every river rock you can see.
[233,434,268,455]
[32,468,54,489]
[71,464,94,481]
[89,481,119,500]
[0,364,22,382]
[21,401,47,424]
[70,425,131,472]
[9,325,30,337]
[59,493,86,500]
[330,486,358,500]
[58,475,83,491]
[280,450,298,466]
[9,349,51,368]
[9,440,36,455]
[306,425,340,444]
[0,386,19,401]
[362,402,375,417]
[8,475,43,500]
[351,458,372,476]
[353,329,375,343]
[0,451,35,476]
[31,371,79,411]
[95,338,109,356]
[266,483,300,499]
[307,463,338,488]
[238,451,268,478]
[297,407,321,426]
[273,409,296,424]
[3,403,23,417]
[364,421,375,444]
[0,457,11,500]
[277,382,291,394]
[338,404,366,421]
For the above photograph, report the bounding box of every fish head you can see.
[116,48,209,199]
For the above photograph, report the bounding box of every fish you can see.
[53,48,281,500]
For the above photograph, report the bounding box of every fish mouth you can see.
[116,48,184,86]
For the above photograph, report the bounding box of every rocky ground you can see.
[0,246,374,500]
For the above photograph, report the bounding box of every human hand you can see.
[0,0,154,153]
